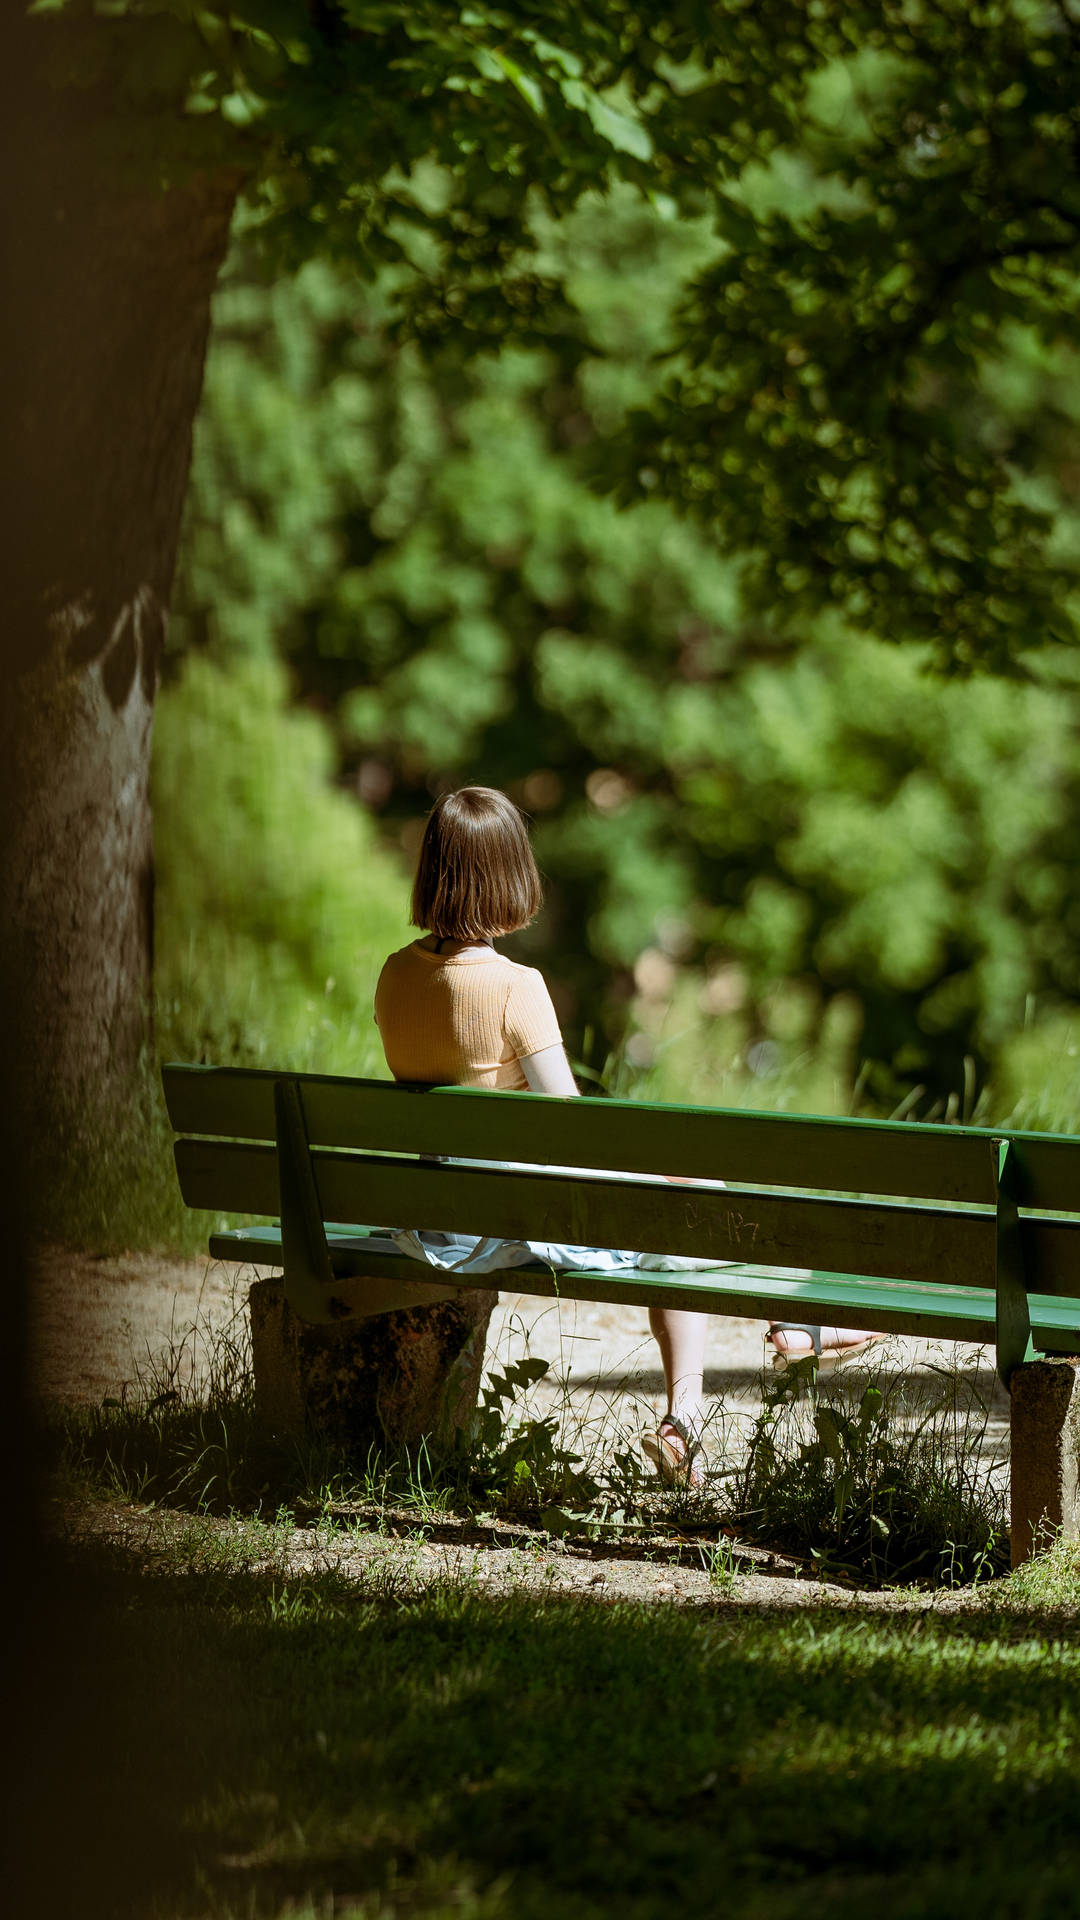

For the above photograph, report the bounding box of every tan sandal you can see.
[642,1414,707,1491]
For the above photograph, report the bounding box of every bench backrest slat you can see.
[172,1138,1080,1296]
[163,1065,1080,1213]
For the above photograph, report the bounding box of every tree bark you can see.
[1,36,241,1170]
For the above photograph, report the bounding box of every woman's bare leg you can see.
[649,1307,706,1431]
[768,1324,879,1356]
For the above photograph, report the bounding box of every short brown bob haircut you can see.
[411,787,543,942]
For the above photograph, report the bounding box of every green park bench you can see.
[163,1063,1080,1566]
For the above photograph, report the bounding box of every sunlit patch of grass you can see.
[26,1544,1080,1920]
[992,1531,1080,1611]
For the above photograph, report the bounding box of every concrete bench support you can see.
[249,1275,498,1453]
[1009,1356,1080,1567]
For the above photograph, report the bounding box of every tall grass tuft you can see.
[53,1296,273,1513]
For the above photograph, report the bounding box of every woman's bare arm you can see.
[521,1044,580,1097]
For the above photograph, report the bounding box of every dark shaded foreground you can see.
[13,1543,1080,1920]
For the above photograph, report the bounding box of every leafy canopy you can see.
[602,1,1080,671]
[37,0,1080,668]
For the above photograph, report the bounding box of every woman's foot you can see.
[767,1323,888,1374]
[642,1413,707,1490]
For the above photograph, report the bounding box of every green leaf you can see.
[492,50,545,118]
[814,1408,844,1469]
[561,79,653,161]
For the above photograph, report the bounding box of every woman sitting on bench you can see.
[375,786,880,1489]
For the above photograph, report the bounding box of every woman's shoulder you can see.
[498,954,562,1047]
[493,953,548,984]
[495,956,557,1015]
[375,941,423,986]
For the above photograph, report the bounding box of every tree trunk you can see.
[1,37,241,1172]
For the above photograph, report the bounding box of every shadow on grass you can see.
[20,1542,1080,1920]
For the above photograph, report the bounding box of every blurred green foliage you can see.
[153,650,411,1078]
[991,1009,1080,1136]
[171,189,1080,1108]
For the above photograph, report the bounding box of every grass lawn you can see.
[15,1533,1080,1920]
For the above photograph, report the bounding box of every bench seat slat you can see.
[162,1064,1080,1211]
[206,1225,1080,1352]
[178,1138,1080,1295]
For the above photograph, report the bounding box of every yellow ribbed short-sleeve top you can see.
[374,942,563,1090]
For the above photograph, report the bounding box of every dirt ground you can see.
[37,1244,1015,1612]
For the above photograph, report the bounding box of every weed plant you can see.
[697,1532,742,1595]
[453,1355,603,1517]
[728,1349,1008,1586]
[998,1529,1080,1609]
